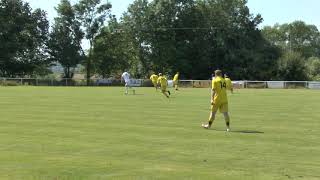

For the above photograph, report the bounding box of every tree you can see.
[0,0,49,77]
[307,57,320,80]
[74,0,112,85]
[122,0,152,76]
[278,51,308,81]
[48,0,84,78]
[122,0,280,80]
[262,21,320,58]
[93,16,137,78]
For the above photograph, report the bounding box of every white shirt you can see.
[121,72,130,83]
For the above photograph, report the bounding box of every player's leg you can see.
[161,87,169,98]
[162,91,169,98]
[223,112,231,131]
[131,86,136,95]
[129,85,135,95]
[221,103,230,131]
[152,82,157,90]
[125,83,129,95]
[126,81,135,95]
[174,81,178,90]
[202,104,218,129]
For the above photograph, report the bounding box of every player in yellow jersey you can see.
[202,70,231,132]
[157,73,171,98]
[173,72,180,91]
[224,74,233,93]
[150,73,159,90]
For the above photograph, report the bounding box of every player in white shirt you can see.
[121,71,135,95]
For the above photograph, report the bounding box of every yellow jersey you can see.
[150,74,158,82]
[173,74,179,81]
[212,76,228,103]
[225,77,233,90]
[157,76,168,87]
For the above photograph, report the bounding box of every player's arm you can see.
[211,89,216,105]
[230,80,234,93]
[211,81,216,105]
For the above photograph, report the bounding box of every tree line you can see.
[1,0,320,81]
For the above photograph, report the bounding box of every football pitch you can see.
[0,87,319,180]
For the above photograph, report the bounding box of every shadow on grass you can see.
[232,130,264,134]
[211,129,264,134]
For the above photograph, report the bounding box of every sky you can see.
[247,0,320,28]
[24,0,320,50]
[24,0,320,29]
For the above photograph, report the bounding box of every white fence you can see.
[167,80,320,89]
[0,78,320,89]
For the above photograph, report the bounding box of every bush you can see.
[307,57,320,80]
[142,80,153,87]
[277,51,308,81]
[1,81,19,86]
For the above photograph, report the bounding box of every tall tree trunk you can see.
[87,41,93,86]
[67,66,70,78]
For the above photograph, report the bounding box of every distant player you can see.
[121,71,135,95]
[224,74,233,93]
[157,73,171,98]
[173,72,180,91]
[150,73,159,90]
[202,70,231,132]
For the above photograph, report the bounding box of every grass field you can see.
[0,87,319,180]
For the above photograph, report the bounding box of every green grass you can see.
[0,87,319,180]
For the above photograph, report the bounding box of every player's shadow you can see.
[231,130,264,134]
[127,94,144,96]
[212,129,264,134]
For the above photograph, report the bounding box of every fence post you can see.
[36,78,38,86]
[305,81,309,89]
[265,81,268,89]
[65,79,68,86]
[20,78,23,86]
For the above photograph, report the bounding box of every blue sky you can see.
[24,0,320,28]
[247,0,320,28]
[24,0,320,49]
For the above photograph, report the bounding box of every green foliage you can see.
[74,0,112,84]
[307,57,320,80]
[121,0,152,76]
[92,16,138,78]
[1,0,319,81]
[262,21,320,58]
[262,21,320,80]
[48,0,85,78]
[0,0,50,77]
[277,51,308,81]
[119,0,280,79]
